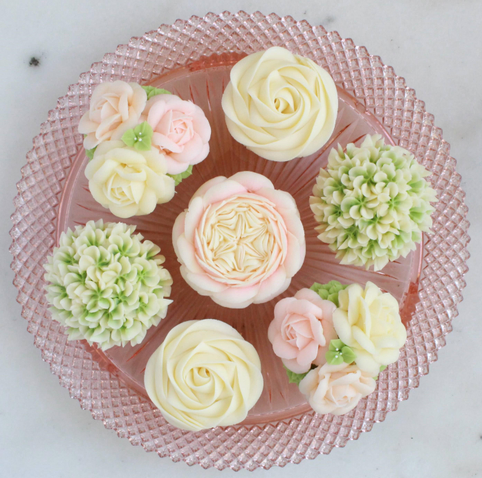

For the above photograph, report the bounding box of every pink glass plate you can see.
[10,12,470,470]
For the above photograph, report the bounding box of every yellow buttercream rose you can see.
[333,282,407,376]
[84,140,175,218]
[144,319,264,431]
[221,47,338,161]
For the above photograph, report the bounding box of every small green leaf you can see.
[329,339,344,352]
[142,85,171,100]
[325,350,344,365]
[83,135,96,160]
[168,164,194,186]
[283,365,310,385]
[85,147,96,160]
[122,129,137,147]
[310,280,347,306]
[121,122,154,151]
[379,365,387,372]
[341,345,356,364]
[326,339,356,365]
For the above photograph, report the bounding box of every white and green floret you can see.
[310,134,437,271]
[44,220,172,350]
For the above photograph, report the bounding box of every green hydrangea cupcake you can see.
[44,220,172,350]
[310,134,437,271]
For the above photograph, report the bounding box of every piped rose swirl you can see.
[173,172,306,308]
[144,319,263,431]
[222,47,338,162]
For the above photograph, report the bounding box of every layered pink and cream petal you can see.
[172,172,305,309]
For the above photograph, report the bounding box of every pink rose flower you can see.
[299,363,376,416]
[172,171,306,309]
[143,94,211,175]
[79,81,147,150]
[268,288,337,373]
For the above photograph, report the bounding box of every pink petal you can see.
[283,231,305,277]
[228,171,274,193]
[272,337,299,360]
[181,267,227,294]
[172,212,186,256]
[183,196,205,244]
[202,179,247,205]
[211,284,260,306]
[191,176,227,201]
[282,357,312,374]
[297,341,319,368]
[254,267,290,303]
[256,187,297,210]
[273,297,297,322]
[286,299,320,318]
[177,234,204,274]
[169,132,205,164]
[164,155,192,175]
[192,107,212,142]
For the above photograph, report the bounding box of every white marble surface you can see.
[1,1,481,476]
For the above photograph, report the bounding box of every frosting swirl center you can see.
[197,194,287,284]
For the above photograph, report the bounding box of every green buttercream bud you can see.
[142,85,171,100]
[283,365,310,385]
[310,280,347,306]
[122,122,154,151]
[326,339,356,365]
[168,164,194,186]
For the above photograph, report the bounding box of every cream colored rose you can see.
[144,319,264,431]
[79,81,147,150]
[222,47,338,162]
[299,362,376,416]
[84,140,175,218]
[172,171,306,308]
[333,282,407,376]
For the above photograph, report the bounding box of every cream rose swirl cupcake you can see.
[144,319,263,431]
[172,171,306,308]
[222,47,338,162]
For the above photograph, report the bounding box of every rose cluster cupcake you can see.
[268,280,407,415]
[79,81,211,218]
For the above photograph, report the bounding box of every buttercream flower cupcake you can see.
[222,47,338,161]
[310,134,437,271]
[145,319,263,431]
[172,171,306,308]
[269,280,407,415]
[43,220,172,350]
